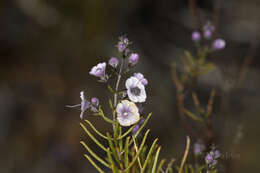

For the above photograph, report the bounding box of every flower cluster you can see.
[205,147,221,169]
[72,36,148,127]
[191,22,226,50]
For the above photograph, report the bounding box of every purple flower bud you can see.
[204,22,215,31]
[118,36,129,53]
[123,38,129,44]
[89,62,106,78]
[118,42,127,52]
[203,29,212,39]
[134,73,148,86]
[129,53,139,65]
[139,118,145,124]
[214,150,221,158]
[109,57,119,68]
[205,153,214,164]
[212,39,226,50]
[91,97,99,106]
[192,31,201,41]
[194,141,205,155]
[203,22,215,39]
[132,124,140,135]
[141,78,148,86]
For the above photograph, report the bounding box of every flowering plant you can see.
[68,36,168,173]
[171,22,225,173]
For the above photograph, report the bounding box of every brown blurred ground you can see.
[0,0,260,173]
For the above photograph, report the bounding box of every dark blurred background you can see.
[1,0,260,172]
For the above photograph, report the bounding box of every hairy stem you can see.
[113,59,124,130]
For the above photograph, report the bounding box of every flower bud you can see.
[129,53,139,65]
[109,57,118,68]
[192,31,201,42]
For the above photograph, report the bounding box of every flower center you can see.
[123,112,128,116]
[130,87,141,96]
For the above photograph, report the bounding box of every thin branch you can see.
[178,136,190,173]
[171,64,199,138]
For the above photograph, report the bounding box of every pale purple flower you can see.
[126,76,146,103]
[66,91,89,119]
[109,57,119,68]
[129,53,139,65]
[80,91,89,119]
[134,73,148,86]
[89,62,106,78]
[194,141,205,155]
[192,31,201,42]
[116,100,140,126]
[91,97,99,106]
[205,148,221,168]
[212,39,226,50]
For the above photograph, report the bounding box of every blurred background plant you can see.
[1,0,260,173]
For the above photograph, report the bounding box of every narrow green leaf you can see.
[156,159,166,173]
[80,141,110,168]
[129,113,152,146]
[183,109,204,123]
[184,51,196,65]
[117,124,137,140]
[84,120,108,140]
[124,137,130,171]
[80,123,107,152]
[188,165,194,173]
[199,63,216,75]
[141,138,159,173]
[151,147,161,173]
[106,132,120,165]
[119,126,123,152]
[109,99,114,110]
[84,154,104,173]
[165,159,175,173]
[125,129,150,172]
[184,164,188,173]
[107,148,118,173]
[98,106,114,124]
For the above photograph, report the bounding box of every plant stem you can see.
[178,136,190,173]
[113,59,124,130]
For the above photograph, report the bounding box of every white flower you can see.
[126,76,146,103]
[89,62,106,78]
[116,100,140,126]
